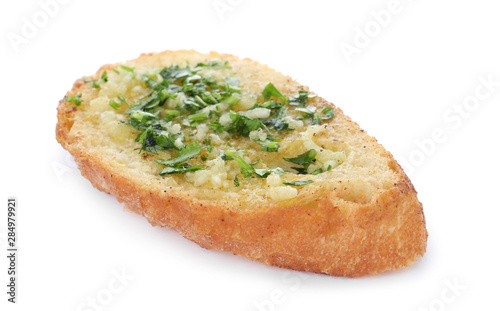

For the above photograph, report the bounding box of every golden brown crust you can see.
[56,50,427,277]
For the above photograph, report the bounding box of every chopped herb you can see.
[112,68,120,75]
[262,83,288,102]
[101,71,108,82]
[221,93,240,106]
[159,164,206,175]
[236,156,254,178]
[321,106,335,121]
[109,99,121,110]
[254,135,282,152]
[219,77,241,94]
[258,102,289,132]
[155,142,206,175]
[120,65,135,72]
[311,165,333,175]
[289,91,311,106]
[164,109,182,121]
[236,156,285,178]
[126,110,159,130]
[221,149,247,161]
[155,134,177,150]
[195,60,231,70]
[209,121,225,132]
[283,149,317,174]
[250,100,283,110]
[312,113,321,125]
[160,65,191,81]
[311,168,323,175]
[188,113,208,125]
[283,180,314,186]
[117,94,129,107]
[200,91,218,105]
[295,106,317,119]
[88,71,110,89]
[203,139,213,152]
[234,176,240,187]
[296,105,333,125]
[65,93,83,106]
[254,167,285,178]
[136,126,158,154]
[186,74,202,84]
[156,142,204,167]
[223,112,264,138]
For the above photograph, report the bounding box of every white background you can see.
[1,0,499,310]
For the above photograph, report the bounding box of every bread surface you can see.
[56,50,427,277]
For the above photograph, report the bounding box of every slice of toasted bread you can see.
[56,50,427,277]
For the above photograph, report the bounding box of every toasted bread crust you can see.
[56,50,427,277]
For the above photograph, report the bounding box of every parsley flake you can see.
[283,180,314,186]
[65,93,83,106]
[283,149,317,174]
[262,83,288,102]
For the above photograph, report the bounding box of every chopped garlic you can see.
[209,134,224,146]
[194,124,209,141]
[244,108,271,119]
[266,173,282,187]
[249,129,267,141]
[270,186,298,201]
[166,92,186,109]
[188,158,228,189]
[284,116,304,130]
[174,137,184,149]
[235,94,257,110]
[168,123,181,135]
[219,113,232,127]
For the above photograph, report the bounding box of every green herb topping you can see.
[86,60,340,186]
[283,149,317,174]
[84,71,110,89]
[65,93,83,106]
[155,142,206,175]
[283,180,314,186]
